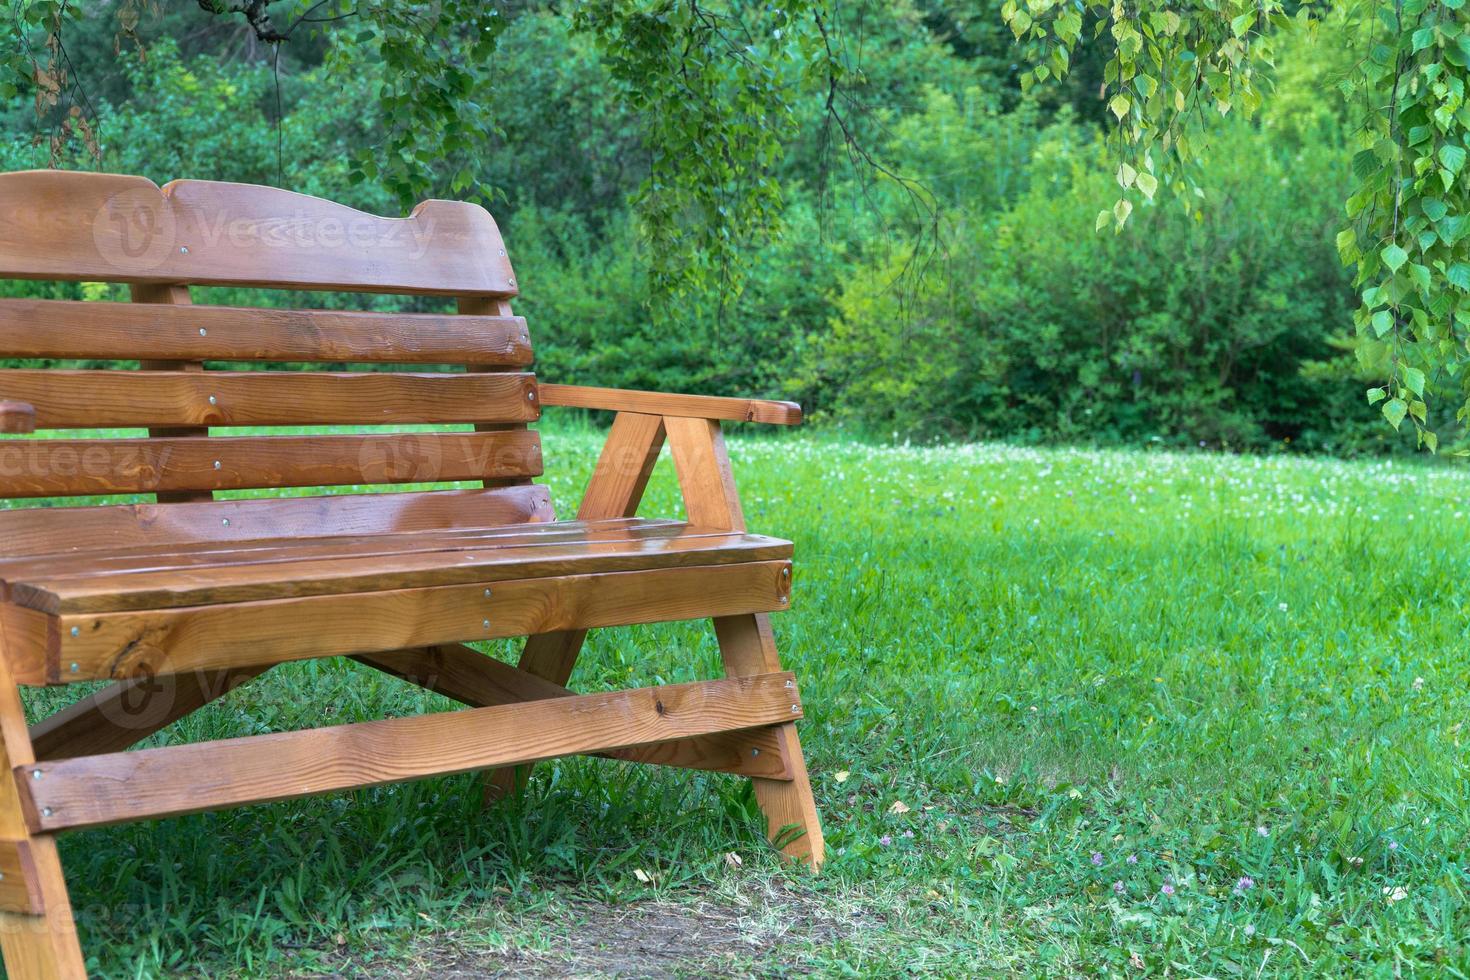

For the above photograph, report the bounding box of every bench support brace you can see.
[492,411,825,868]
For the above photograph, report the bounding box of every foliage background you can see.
[0,4,1409,454]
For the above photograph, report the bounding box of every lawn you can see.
[19,424,1470,976]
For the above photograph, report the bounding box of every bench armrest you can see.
[538,383,801,426]
[0,401,35,434]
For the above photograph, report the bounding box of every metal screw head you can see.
[222,518,230,527]
[208,395,218,406]
[0,871,6,880]
[31,770,41,780]
[41,808,51,818]
[482,619,491,630]
[179,245,189,254]
[69,662,79,673]
[508,278,516,286]
[199,327,207,336]
[69,626,80,637]
[527,389,536,401]
[213,460,222,470]
[484,588,492,597]
[791,704,800,713]
[751,748,760,757]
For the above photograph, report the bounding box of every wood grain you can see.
[0,429,542,498]
[0,485,554,559]
[540,384,802,425]
[666,416,825,868]
[0,171,517,296]
[0,631,85,974]
[488,410,670,800]
[19,671,802,832]
[0,299,532,365]
[5,523,789,614]
[0,839,44,915]
[354,645,792,779]
[0,370,539,428]
[0,403,34,435]
[41,560,793,685]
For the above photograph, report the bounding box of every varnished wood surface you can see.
[0,641,86,973]
[4,521,792,613]
[0,486,554,559]
[19,671,801,832]
[666,416,825,868]
[24,560,793,684]
[0,171,518,296]
[0,299,532,365]
[354,644,793,779]
[0,370,538,428]
[0,430,542,498]
[540,384,801,425]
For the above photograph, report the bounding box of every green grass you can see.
[15,426,1470,976]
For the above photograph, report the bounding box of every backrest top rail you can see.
[0,171,519,296]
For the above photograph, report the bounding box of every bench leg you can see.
[0,647,86,977]
[715,613,825,869]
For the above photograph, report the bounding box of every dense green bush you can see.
[0,7,1409,454]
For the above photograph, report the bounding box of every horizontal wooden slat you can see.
[0,485,554,559]
[0,370,539,428]
[0,172,518,296]
[20,560,792,684]
[0,838,44,913]
[0,430,541,499]
[5,522,791,613]
[18,671,801,832]
[354,644,792,779]
[0,299,532,365]
[540,383,803,425]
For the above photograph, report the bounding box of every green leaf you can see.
[1448,263,1470,289]
[1423,198,1449,221]
[1352,150,1379,180]
[1109,94,1131,120]
[1440,144,1467,176]
[1367,386,1388,405]
[1383,398,1409,429]
[1135,172,1159,200]
[1382,244,1409,273]
[1403,366,1426,396]
[1412,27,1436,52]
[1423,430,1439,453]
[1372,310,1396,336]
[1096,210,1112,232]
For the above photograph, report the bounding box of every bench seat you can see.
[0,518,793,614]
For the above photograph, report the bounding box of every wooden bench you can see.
[0,171,824,977]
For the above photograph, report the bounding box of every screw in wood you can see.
[30,770,41,780]
[69,626,79,637]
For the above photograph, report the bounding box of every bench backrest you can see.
[0,171,552,558]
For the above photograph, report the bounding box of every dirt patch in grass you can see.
[320,882,874,978]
